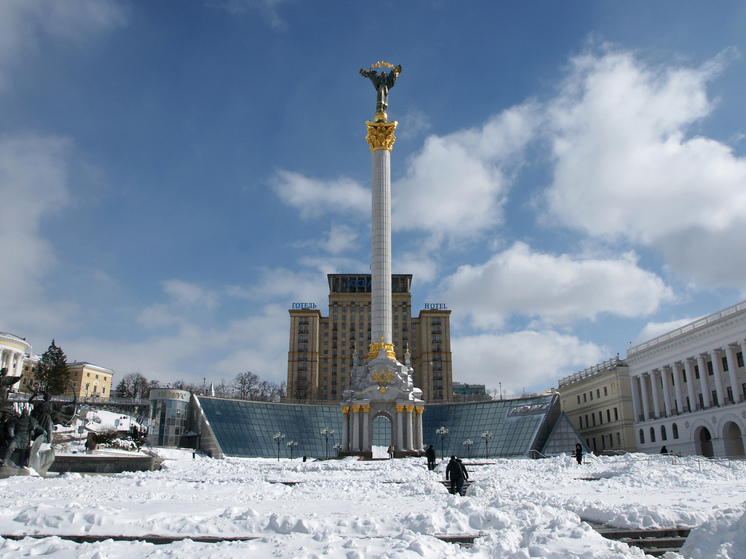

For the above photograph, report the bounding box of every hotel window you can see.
[596,389,600,398]
[649,427,656,443]
[661,425,667,441]
[606,409,611,422]
[722,356,729,371]
[614,407,618,421]
[707,361,713,376]
[738,352,744,368]
[604,386,608,396]
[577,395,581,404]
[672,423,679,439]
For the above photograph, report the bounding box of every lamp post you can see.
[321,427,334,459]
[436,426,449,459]
[481,431,493,458]
[273,432,285,461]
[462,439,473,459]
[333,443,342,457]
[287,440,298,460]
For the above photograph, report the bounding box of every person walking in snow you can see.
[425,444,436,470]
[456,458,468,496]
[574,443,583,465]
[446,455,465,495]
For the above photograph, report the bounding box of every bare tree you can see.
[233,371,259,400]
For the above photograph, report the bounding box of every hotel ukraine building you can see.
[287,274,453,403]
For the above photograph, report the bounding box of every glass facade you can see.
[149,389,190,447]
[422,396,557,458]
[199,398,344,459]
[196,394,573,459]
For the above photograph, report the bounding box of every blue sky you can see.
[2,0,746,394]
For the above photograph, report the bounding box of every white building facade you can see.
[626,301,746,458]
[0,332,31,391]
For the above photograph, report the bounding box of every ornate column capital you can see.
[365,121,397,152]
[361,405,370,413]
[415,406,424,415]
[341,406,350,415]
[352,405,361,413]
[405,404,414,413]
[395,405,405,413]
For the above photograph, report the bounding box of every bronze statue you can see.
[360,63,402,122]
[0,408,42,468]
[0,367,21,409]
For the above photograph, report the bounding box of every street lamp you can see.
[273,432,285,461]
[436,426,449,459]
[481,431,493,458]
[333,443,342,457]
[287,440,298,460]
[321,427,335,459]
[462,439,473,459]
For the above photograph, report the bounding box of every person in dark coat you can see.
[446,456,464,495]
[574,443,583,465]
[425,444,436,470]
[456,458,468,496]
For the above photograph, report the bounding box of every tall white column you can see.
[650,370,662,419]
[396,405,404,450]
[660,367,673,417]
[697,354,711,409]
[405,405,413,451]
[352,406,360,451]
[725,345,740,404]
[684,358,697,413]
[371,148,392,347]
[362,405,370,451]
[415,407,424,450]
[640,373,651,420]
[711,349,726,406]
[672,363,685,414]
[630,375,642,422]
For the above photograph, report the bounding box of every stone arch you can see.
[718,414,745,458]
[371,410,394,449]
[691,423,714,458]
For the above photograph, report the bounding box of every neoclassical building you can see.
[558,357,637,454]
[626,301,746,458]
[0,332,31,391]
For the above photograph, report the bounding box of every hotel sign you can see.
[424,303,447,310]
[292,303,317,309]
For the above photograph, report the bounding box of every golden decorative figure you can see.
[365,121,397,152]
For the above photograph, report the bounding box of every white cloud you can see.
[69,304,291,385]
[633,316,701,347]
[272,170,369,219]
[0,134,80,332]
[392,104,539,241]
[162,279,218,309]
[543,48,746,290]
[0,0,126,88]
[440,242,673,329]
[323,224,360,255]
[452,330,606,394]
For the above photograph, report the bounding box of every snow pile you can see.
[680,507,746,559]
[0,453,743,558]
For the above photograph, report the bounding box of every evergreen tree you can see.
[35,340,70,395]
[113,378,132,398]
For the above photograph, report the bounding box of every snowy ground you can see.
[0,449,744,558]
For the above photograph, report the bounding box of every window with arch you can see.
[639,429,645,444]
[661,425,667,441]
[672,423,679,439]
[650,427,656,443]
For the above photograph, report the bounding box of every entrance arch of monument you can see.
[372,412,393,448]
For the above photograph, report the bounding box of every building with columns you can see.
[558,357,637,454]
[0,332,31,392]
[626,301,746,458]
